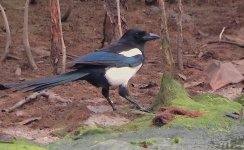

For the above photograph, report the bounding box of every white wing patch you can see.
[105,64,142,86]
[119,48,142,57]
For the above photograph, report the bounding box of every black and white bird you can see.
[0,29,160,112]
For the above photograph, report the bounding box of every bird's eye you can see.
[135,32,144,38]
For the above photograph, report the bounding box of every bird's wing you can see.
[68,51,143,68]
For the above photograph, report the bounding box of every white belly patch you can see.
[105,64,142,86]
[105,48,143,86]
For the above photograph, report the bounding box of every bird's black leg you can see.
[102,87,116,111]
[118,85,149,112]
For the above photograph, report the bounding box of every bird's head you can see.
[120,29,160,45]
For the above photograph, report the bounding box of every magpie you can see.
[0,29,160,112]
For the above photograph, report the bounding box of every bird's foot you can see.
[112,106,117,111]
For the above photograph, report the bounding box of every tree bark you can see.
[101,0,127,48]
[23,0,38,70]
[177,0,183,70]
[0,4,11,62]
[116,0,122,37]
[159,0,174,70]
[50,0,66,74]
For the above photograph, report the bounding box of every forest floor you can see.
[0,0,243,145]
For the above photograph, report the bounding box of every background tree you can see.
[101,0,128,48]
[177,0,183,70]
[50,0,66,74]
[23,0,38,70]
[0,3,11,62]
[151,0,176,111]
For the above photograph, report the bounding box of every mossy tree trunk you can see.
[152,0,177,112]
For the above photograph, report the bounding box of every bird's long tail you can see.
[0,70,89,92]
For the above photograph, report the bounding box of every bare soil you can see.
[0,0,243,144]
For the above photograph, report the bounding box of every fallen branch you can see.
[0,4,12,62]
[6,54,21,60]
[18,116,42,125]
[43,91,72,103]
[2,91,72,113]
[2,91,47,113]
[207,40,244,48]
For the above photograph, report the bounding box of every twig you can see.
[2,91,47,113]
[116,0,122,37]
[2,91,72,113]
[219,27,225,41]
[23,0,38,70]
[18,116,42,125]
[67,53,79,60]
[207,40,244,48]
[0,4,12,62]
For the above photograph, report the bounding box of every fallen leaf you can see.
[206,61,244,90]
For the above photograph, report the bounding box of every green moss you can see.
[113,114,154,132]
[152,73,191,111]
[235,94,244,105]
[129,138,156,147]
[152,74,243,131]
[0,140,45,150]
[73,126,114,140]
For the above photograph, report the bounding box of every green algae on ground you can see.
[0,140,45,150]
[129,138,156,148]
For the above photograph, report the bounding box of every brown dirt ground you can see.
[0,0,243,143]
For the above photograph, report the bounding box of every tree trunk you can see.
[101,0,127,48]
[159,0,174,71]
[177,0,183,70]
[50,0,66,74]
[0,4,11,62]
[151,0,176,111]
[23,0,38,70]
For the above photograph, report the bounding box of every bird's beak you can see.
[142,33,160,41]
